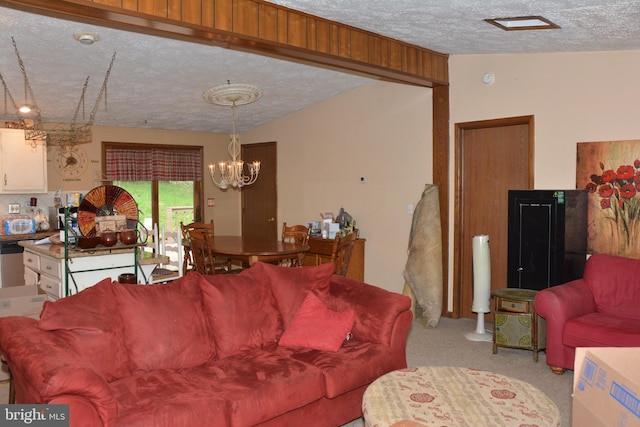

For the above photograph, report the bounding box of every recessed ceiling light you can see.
[73,32,100,45]
[484,16,560,31]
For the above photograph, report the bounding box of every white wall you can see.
[245,81,433,291]
[448,50,640,310]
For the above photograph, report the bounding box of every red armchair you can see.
[535,253,640,374]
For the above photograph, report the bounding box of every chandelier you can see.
[204,82,262,190]
[0,36,116,147]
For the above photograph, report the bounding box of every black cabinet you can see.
[507,190,587,290]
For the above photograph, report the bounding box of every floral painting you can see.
[576,140,640,258]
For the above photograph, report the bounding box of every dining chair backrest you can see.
[179,220,214,274]
[188,229,217,275]
[281,222,311,267]
[330,230,358,276]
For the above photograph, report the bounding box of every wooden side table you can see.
[491,288,546,362]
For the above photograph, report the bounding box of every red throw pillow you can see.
[279,292,354,352]
[39,278,131,381]
[112,273,214,373]
[256,261,334,328]
[199,267,282,358]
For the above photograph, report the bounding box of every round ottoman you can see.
[363,367,560,427]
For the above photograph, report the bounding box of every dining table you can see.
[198,235,310,268]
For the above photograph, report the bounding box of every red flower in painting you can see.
[598,184,614,198]
[587,159,640,249]
[621,184,637,199]
[618,165,635,180]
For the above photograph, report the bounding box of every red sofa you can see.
[0,262,412,427]
[535,253,640,374]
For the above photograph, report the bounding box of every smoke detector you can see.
[74,32,100,45]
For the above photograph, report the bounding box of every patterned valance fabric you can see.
[105,147,202,181]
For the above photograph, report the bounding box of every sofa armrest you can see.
[535,279,595,371]
[328,275,413,346]
[0,316,117,427]
[535,279,595,324]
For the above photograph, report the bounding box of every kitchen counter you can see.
[19,241,169,265]
[0,231,56,241]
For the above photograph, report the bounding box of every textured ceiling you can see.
[1,1,639,133]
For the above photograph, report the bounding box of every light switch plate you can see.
[8,203,19,214]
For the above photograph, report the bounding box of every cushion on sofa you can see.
[199,267,283,359]
[112,274,215,373]
[279,292,354,352]
[563,312,640,347]
[256,261,334,328]
[182,344,326,427]
[584,254,640,320]
[39,278,131,381]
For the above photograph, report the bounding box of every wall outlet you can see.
[8,203,19,214]
[207,198,215,207]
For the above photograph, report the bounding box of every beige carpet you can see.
[0,317,573,426]
[343,317,573,427]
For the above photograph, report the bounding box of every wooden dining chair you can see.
[180,220,231,274]
[188,229,217,275]
[281,222,311,267]
[329,230,358,276]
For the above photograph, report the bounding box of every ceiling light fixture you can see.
[484,16,560,31]
[0,36,116,147]
[204,82,262,190]
[74,32,100,45]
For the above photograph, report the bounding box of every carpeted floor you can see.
[342,317,573,427]
[0,317,573,426]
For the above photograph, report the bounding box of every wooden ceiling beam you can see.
[0,0,448,87]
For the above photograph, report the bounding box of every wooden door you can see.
[241,142,278,240]
[454,116,534,319]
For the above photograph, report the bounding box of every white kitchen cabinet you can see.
[22,243,166,299]
[0,128,47,194]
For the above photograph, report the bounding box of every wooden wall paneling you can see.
[202,0,214,28]
[388,40,403,71]
[277,9,288,45]
[329,23,340,56]
[168,0,181,21]
[314,20,330,54]
[138,0,166,17]
[234,0,259,37]
[286,12,307,48]
[215,0,233,31]
[94,0,122,8]
[120,0,138,12]
[307,17,317,51]
[338,27,350,58]
[258,3,278,42]
[181,0,202,25]
[350,30,368,62]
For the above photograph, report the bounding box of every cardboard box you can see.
[573,347,640,427]
[0,285,46,319]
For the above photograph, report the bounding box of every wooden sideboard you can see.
[302,237,365,282]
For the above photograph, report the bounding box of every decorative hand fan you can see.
[78,185,139,236]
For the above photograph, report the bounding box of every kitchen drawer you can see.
[40,275,61,299]
[40,257,61,280]
[23,251,40,271]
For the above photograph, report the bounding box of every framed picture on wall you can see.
[576,140,640,258]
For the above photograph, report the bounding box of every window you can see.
[102,142,203,233]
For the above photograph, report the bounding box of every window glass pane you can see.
[159,181,194,231]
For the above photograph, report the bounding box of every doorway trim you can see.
[452,115,535,318]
